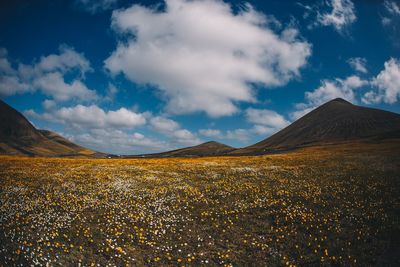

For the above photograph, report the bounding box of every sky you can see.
[0,0,399,155]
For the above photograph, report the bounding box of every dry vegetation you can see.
[0,143,399,266]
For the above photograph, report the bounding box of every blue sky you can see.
[0,0,399,154]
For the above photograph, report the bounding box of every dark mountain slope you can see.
[0,100,44,145]
[0,99,96,156]
[38,130,87,152]
[233,98,400,155]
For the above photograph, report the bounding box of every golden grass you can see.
[0,142,399,266]
[78,149,96,155]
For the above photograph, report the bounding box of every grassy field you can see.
[0,142,399,266]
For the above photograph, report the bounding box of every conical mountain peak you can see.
[232,98,400,155]
[329,98,352,104]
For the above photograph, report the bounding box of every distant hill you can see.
[138,141,235,158]
[232,98,400,155]
[0,99,99,157]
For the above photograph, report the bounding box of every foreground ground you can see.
[0,142,399,266]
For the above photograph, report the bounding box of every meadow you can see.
[0,143,399,266]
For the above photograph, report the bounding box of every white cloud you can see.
[0,48,30,95]
[150,116,201,146]
[35,45,92,75]
[25,104,201,153]
[0,45,98,102]
[196,108,289,143]
[316,0,356,33]
[199,129,222,138]
[33,72,98,101]
[382,1,400,26]
[384,1,400,15]
[304,75,365,106]
[0,75,31,96]
[0,58,14,74]
[31,104,146,129]
[362,58,400,104]
[250,124,278,136]
[107,108,147,128]
[71,128,169,155]
[0,49,14,75]
[226,129,251,142]
[42,99,56,110]
[23,109,40,119]
[292,75,367,120]
[24,105,162,154]
[347,57,367,73]
[199,123,281,143]
[150,116,180,132]
[237,108,290,138]
[105,0,311,117]
[172,129,199,144]
[76,0,118,13]
[245,108,289,129]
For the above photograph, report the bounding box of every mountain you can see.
[233,98,400,155]
[138,141,235,157]
[0,99,98,157]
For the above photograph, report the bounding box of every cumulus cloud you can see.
[292,75,367,120]
[225,129,251,142]
[150,116,180,132]
[24,104,167,154]
[42,99,56,110]
[250,124,278,136]
[245,108,289,137]
[105,0,311,117]
[33,72,97,101]
[347,57,367,73]
[28,104,146,129]
[0,75,31,96]
[304,75,365,105]
[362,58,400,104]
[224,125,279,142]
[245,108,289,129]
[25,103,201,153]
[71,129,169,155]
[150,116,201,146]
[197,108,288,143]
[0,46,98,102]
[316,0,356,33]
[34,45,92,75]
[75,0,118,13]
[173,129,200,144]
[0,49,14,75]
[199,129,222,138]
[0,48,30,95]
